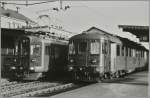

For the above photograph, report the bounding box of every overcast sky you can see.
[2,1,149,44]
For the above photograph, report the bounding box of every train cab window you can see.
[102,41,108,54]
[117,45,120,56]
[15,44,19,55]
[78,42,87,54]
[69,42,75,55]
[90,40,100,54]
[30,45,40,56]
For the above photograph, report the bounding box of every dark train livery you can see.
[67,27,148,82]
[3,26,148,82]
[4,26,71,80]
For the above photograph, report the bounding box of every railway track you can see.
[1,81,41,93]
[13,83,77,97]
[0,76,131,97]
[1,79,18,87]
[1,80,78,97]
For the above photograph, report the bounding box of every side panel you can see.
[126,57,136,72]
[34,42,46,72]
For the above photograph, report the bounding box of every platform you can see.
[50,71,148,98]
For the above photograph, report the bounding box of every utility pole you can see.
[2,2,5,9]
[16,7,20,13]
[26,0,28,7]
[59,0,62,10]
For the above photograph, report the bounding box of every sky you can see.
[1,1,149,48]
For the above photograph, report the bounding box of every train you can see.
[67,27,148,82]
[4,27,70,80]
[3,26,148,82]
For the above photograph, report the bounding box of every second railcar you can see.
[68,32,112,82]
[67,31,148,82]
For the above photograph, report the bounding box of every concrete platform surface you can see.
[50,71,148,98]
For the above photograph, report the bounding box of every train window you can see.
[90,40,99,54]
[45,46,50,55]
[69,42,75,55]
[136,50,138,57]
[129,48,132,57]
[14,44,18,55]
[102,41,108,54]
[78,42,87,54]
[141,51,143,58]
[122,46,124,56]
[30,45,40,56]
[133,49,135,57]
[117,45,120,56]
[126,47,128,56]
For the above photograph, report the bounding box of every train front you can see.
[68,34,103,82]
[9,36,42,80]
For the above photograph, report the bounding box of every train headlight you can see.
[79,68,82,71]
[14,59,17,62]
[69,59,74,63]
[96,67,100,72]
[30,67,34,70]
[92,59,97,63]
[11,66,16,70]
[31,59,36,62]
[20,67,23,70]
[68,66,73,71]
[91,59,97,64]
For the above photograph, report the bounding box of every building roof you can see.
[0,7,36,24]
[118,25,149,37]
[86,26,122,44]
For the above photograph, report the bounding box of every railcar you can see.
[67,30,148,82]
[8,34,68,80]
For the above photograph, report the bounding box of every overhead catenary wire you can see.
[0,0,57,6]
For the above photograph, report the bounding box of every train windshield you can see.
[15,38,30,56]
[78,41,87,54]
[69,42,75,55]
[90,40,100,54]
[30,44,40,56]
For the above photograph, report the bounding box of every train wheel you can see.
[115,71,120,78]
[96,77,101,83]
[110,74,114,79]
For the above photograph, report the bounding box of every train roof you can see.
[70,27,122,44]
[19,35,68,45]
[117,36,148,51]
[70,32,109,40]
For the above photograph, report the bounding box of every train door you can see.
[110,43,116,73]
[101,39,111,73]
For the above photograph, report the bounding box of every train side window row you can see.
[116,45,146,58]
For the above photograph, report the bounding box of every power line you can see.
[0,1,57,6]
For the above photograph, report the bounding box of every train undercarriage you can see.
[69,66,127,82]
